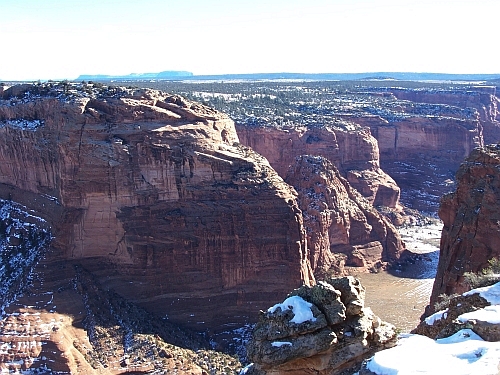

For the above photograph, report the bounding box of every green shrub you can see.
[463,257,500,289]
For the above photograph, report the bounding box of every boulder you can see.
[245,277,397,375]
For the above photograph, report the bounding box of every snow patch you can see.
[463,281,500,305]
[424,309,448,325]
[458,305,500,324]
[0,119,44,131]
[366,330,500,375]
[271,341,292,347]
[268,296,317,324]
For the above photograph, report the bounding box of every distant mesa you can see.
[77,70,194,81]
[75,71,500,82]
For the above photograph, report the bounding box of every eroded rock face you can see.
[236,124,401,209]
[0,82,314,332]
[285,155,406,276]
[245,277,397,375]
[390,86,500,145]
[346,87,500,212]
[429,144,500,308]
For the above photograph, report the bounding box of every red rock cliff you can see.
[236,123,401,209]
[429,144,500,309]
[285,155,405,276]
[0,83,314,331]
[344,91,485,212]
[390,86,500,145]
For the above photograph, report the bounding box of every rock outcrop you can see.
[0,82,314,333]
[429,144,500,308]
[236,123,401,209]
[413,291,491,340]
[244,277,397,375]
[285,155,406,276]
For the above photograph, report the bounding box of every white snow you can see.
[239,363,254,374]
[463,281,500,305]
[424,309,448,325]
[365,330,500,375]
[271,341,292,347]
[458,305,500,324]
[268,296,317,324]
[1,119,43,130]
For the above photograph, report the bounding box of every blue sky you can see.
[1,0,499,80]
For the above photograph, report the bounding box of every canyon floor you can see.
[355,219,442,332]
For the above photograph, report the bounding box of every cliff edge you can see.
[429,143,500,309]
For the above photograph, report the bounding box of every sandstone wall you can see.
[429,144,500,308]
[285,156,405,276]
[345,111,483,212]
[0,84,314,331]
[236,124,400,209]
[390,87,500,145]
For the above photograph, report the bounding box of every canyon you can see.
[1,78,500,373]
[0,82,318,334]
[0,82,411,372]
[146,80,499,213]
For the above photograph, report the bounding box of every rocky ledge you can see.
[360,281,500,374]
[243,276,397,374]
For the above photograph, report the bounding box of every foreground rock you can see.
[244,277,397,374]
[285,155,406,276]
[429,144,500,308]
[360,282,500,374]
[0,82,314,334]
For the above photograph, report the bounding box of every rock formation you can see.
[285,155,406,276]
[345,86,500,212]
[429,144,500,308]
[244,276,397,374]
[0,82,314,334]
[389,86,500,145]
[413,290,492,340]
[236,123,401,209]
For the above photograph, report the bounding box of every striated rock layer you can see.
[429,144,500,309]
[0,83,314,333]
[285,156,405,276]
[345,86,500,212]
[236,124,401,209]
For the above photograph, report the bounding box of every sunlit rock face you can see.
[285,155,406,277]
[235,123,401,209]
[0,82,315,332]
[244,277,397,375]
[429,144,500,309]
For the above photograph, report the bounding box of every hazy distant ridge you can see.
[77,70,194,80]
[77,71,500,82]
